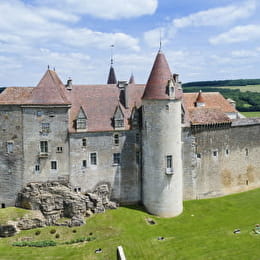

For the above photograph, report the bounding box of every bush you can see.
[50,229,56,234]
[12,240,57,247]
[35,230,41,236]
[55,234,60,239]
[72,229,77,233]
[63,236,96,245]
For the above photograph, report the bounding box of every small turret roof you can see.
[129,73,135,84]
[107,66,117,84]
[196,90,205,103]
[30,69,70,105]
[142,51,173,100]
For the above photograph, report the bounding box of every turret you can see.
[141,51,183,217]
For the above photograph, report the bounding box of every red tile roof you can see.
[142,51,182,100]
[30,70,70,105]
[188,108,231,125]
[0,87,33,104]
[183,92,237,113]
[67,83,145,132]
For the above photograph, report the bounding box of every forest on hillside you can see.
[182,79,260,112]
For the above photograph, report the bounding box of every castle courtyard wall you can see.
[183,123,260,200]
[69,130,141,203]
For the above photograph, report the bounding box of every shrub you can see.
[63,236,96,245]
[50,229,56,234]
[55,234,60,239]
[72,229,77,233]
[12,240,56,247]
[35,230,41,236]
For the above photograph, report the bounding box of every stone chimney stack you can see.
[66,78,73,90]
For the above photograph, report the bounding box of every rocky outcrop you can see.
[0,225,17,237]
[15,182,117,229]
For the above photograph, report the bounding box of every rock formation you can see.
[13,181,117,229]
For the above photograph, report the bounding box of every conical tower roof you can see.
[30,69,70,105]
[129,73,135,84]
[142,51,172,100]
[196,90,205,103]
[107,65,117,84]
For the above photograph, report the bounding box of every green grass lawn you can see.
[241,112,260,118]
[1,189,260,259]
[218,85,260,92]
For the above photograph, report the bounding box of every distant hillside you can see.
[182,79,260,112]
[183,79,260,88]
[0,87,5,93]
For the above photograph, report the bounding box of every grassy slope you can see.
[241,112,260,118]
[0,189,260,260]
[217,85,260,93]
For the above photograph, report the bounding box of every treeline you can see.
[183,79,260,88]
[0,87,5,93]
[183,87,260,111]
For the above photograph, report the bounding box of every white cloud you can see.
[35,0,158,20]
[209,24,260,44]
[143,27,169,48]
[231,48,260,58]
[173,0,256,28]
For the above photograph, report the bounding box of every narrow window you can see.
[51,161,57,170]
[78,187,81,192]
[166,155,173,174]
[197,153,201,159]
[213,151,218,157]
[82,160,87,168]
[226,149,229,155]
[113,153,121,165]
[1,203,5,208]
[245,148,249,156]
[35,165,40,172]
[56,147,63,153]
[40,141,48,153]
[74,188,77,192]
[136,133,140,143]
[136,151,140,164]
[114,134,119,146]
[90,153,97,165]
[82,138,87,147]
[37,111,43,117]
[7,142,13,153]
[115,119,124,128]
[41,123,50,134]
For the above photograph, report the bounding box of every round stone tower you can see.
[141,51,183,217]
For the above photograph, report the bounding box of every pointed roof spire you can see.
[195,90,205,107]
[129,73,135,84]
[107,66,117,84]
[107,45,117,84]
[142,51,172,100]
[30,69,70,105]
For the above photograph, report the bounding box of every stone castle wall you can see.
[0,106,24,206]
[69,130,141,203]
[22,106,70,184]
[183,123,260,200]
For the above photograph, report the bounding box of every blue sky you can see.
[0,0,260,86]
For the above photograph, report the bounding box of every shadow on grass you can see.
[120,204,148,214]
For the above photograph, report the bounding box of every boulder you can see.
[0,224,17,237]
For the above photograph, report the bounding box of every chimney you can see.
[117,81,129,108]
[173,73,179,83]
[66,78,72,90]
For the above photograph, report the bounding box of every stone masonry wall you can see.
[183,124,260,200]
[0,105,24,206]
[22,106,70,185]
[69,130,141,203]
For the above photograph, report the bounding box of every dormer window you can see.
[113,105,124,129]
[76,107,87,130]
[166,79,175,98]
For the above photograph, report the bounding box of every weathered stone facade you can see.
[0,51,260,218]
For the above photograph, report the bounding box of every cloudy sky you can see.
[0,0,259,86]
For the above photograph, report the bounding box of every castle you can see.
[0,51,260,217]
